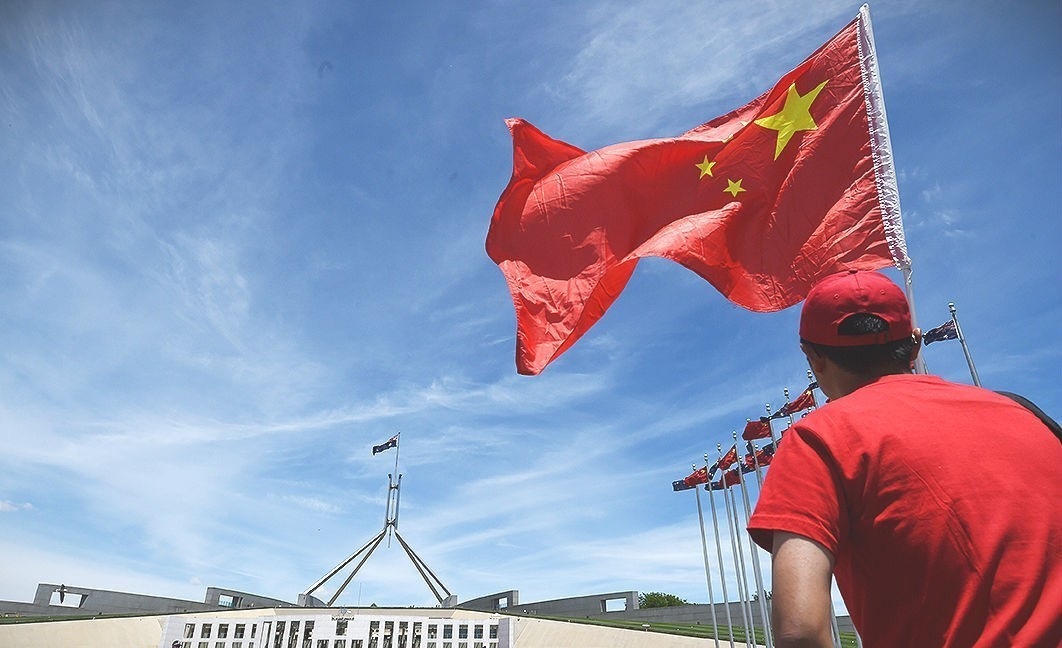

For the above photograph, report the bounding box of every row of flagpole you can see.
[672,374,823,648]
[672,303,977,647]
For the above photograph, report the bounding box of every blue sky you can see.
[1,0,1059,612]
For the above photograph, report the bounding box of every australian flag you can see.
[923,320,958,345]
[372,434,399,455]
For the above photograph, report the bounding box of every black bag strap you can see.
[997,391,1062,442]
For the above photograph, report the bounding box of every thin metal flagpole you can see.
[722,475,754,644]
[735,446,773,648]
[949,302,981,386]
[709,450,737,648]
[693,467,722,648]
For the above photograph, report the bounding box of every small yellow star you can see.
[755,80,828,159]
[724,179,746,197]
[695,156,716,179]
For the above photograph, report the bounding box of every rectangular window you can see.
[333,641,346,648]
[186,624,197,639]
[442,626,452,639]
[252,625,258,639]
[288,620,301,648]
[274,621,285,648]
[203,624,213,639]
[215,642,226,648]
[302,620,315,648]
[458,627,467,640]
[473,627,482,640]
[235,625,246,639]
[198,643,208,648]
[427,625,437,639]
[489,626,497,639]
[336,620,348,636]
[220,624,230,639]
[233,643,242,648]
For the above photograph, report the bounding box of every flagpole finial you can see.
[948,302,956,314]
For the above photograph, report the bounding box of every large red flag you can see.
[486,8,908,375]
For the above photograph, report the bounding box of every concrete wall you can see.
[0,583,293,618]
[501,591,639,617]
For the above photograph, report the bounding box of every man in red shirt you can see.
[747,270,1061,647]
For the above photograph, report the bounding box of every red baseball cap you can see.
[799,270,912,346]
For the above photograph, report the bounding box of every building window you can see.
[252,625,257,639]
[186,624,197,639]
[442,626,452,639]
[458,626,468,640]
[203,624,213,639]
[215,642,226,648]
[336,620,348,636]
[317,641,328,648]
[288,620,301,648]
[235,625,246,639]
[219,624,230,639]
[334,641,346,648]
[427,625,437,639]
[473,627,483,640]
[489,626,497,640]
[233,643,242,648]
[302,620,315,648]
[274,621,286,648]
[198,643,208,648]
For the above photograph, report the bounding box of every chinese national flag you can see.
[486,9,907,375]
[779,386,817,416]
[742,419,773,441]
[711,468,743,490]
[718,444,740,471]
[683,466,710,487]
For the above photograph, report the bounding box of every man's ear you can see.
[910,328,923,368]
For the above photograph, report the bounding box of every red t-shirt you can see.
[748,374,1062,647]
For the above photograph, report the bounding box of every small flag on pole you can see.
[372,434,399,455]
[742,419,773,441]
[672,479,696,492]
[923,320,958,345]
[718,444,740,470]
[778,385,817,416]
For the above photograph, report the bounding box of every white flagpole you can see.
[723,479,754,644]
[694,471,723,648]
[735,446,773,648]
[708,451,737,648]
[949,302,981,386]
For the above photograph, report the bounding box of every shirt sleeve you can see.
[747,422,849,557]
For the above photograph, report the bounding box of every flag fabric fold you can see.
[486,8,909,375]
[923,320,958,345]
[372,434,399,455]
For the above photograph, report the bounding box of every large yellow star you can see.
[724,179,746,197]
[695,155,716,179]
[754,80,828,159]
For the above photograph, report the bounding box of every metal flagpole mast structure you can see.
[693,465,722,648]
[949,302,981,386]
[300,433,456,608]
[707,451,737,648]
[724,482,754,643]
[734,432,772,648]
